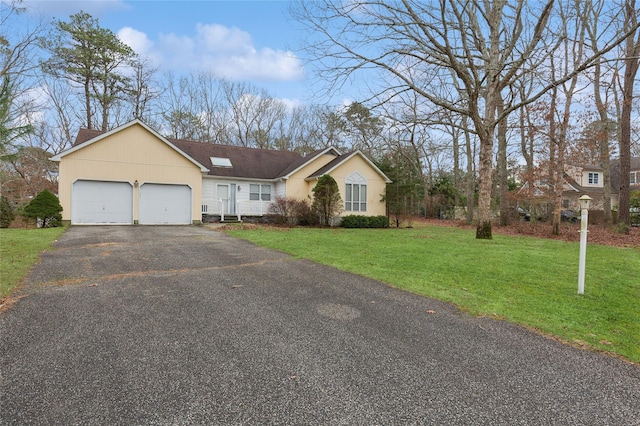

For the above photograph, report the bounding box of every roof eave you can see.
[279,146,342,179]
[306,150,392,183]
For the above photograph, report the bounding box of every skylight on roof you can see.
[210,157,232,167]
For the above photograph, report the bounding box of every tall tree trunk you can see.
[549,84,559,233]
[452,125,460,209]
[593,44,612,224]
[464,124,475,225]
[84,76,92,129]
[476,125,494,239]
[497,99,509,225]
[619,0,640,227]
[599,138,612,224]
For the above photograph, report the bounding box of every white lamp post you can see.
[577,195,592,295]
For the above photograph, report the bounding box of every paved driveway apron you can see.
[1,226,639,425]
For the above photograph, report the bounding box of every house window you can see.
[562,199,569,209]
[250,184,271,201]
[631,172,637,185]
[588,172,599,185]
[345,172,367,212]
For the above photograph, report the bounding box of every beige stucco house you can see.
[51,120,391,225]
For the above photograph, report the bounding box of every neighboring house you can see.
[610,157,640,199]
[562,163,610,210]
[564,159,640,211]
[50,120,391,225]
[518,159,640,213]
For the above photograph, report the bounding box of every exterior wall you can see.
[284,153,336,200]
[202,177,275,217]
[57,123,203,223]
[580,170,603,188]
[274,181,286,199]
[286,153,387,217]
[325,155,388,216]
[631,170,640,189]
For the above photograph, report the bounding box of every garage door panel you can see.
[72,181,133,225]
[139,184,191,225]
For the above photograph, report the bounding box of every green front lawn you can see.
[0,227,67,299]
[225,225,640,363]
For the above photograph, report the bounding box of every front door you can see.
[216,184,236,215]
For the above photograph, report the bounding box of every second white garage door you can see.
[139,183,192,225]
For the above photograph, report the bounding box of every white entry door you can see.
[72,180,133,225]
[139,183,191,225]
[216,184,237,215]
[217,184,229,214]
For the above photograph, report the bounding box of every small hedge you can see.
[340,215,389,228]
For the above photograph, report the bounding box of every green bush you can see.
[340,215,389,228]
[0,195,16,228]
[21,190,63,228]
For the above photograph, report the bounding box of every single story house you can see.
[50,120,391,225]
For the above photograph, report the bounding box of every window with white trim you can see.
[250,184,271,201]
[588,172,599,185]
[631,171,637,185]
[345,172,367,212]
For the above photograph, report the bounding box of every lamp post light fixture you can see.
[577,195,592,295]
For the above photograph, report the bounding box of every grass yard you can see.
[225,224,640,363]
[0,227,67,299]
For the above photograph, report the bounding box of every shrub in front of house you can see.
[340,215,389,228]
[21,190,63,228]
[312,175,343,226]
[267,196,317,227]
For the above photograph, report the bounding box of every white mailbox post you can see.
[577,195,592,295]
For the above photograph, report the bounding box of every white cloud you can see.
[121,23,304,82]
[195,23,254,55]
[117,27,154,57]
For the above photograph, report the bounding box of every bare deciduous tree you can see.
[618,0,640,228]
[293,0,639,239]
[223,81,286,148]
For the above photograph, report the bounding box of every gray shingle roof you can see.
[169,138,303,180]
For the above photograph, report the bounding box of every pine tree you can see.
[21,190,63,228]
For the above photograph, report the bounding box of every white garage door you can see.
[139,183,191,225]
[72,180,133,225]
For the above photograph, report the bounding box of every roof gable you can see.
[277,147,342,178]
[306,150,392,183]
[50,120,209,173]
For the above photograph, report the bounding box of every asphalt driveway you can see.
[1,226,639,425]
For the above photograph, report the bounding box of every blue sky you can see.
[23,0,325,104]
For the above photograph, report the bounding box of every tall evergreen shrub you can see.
[22,190,63,228]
